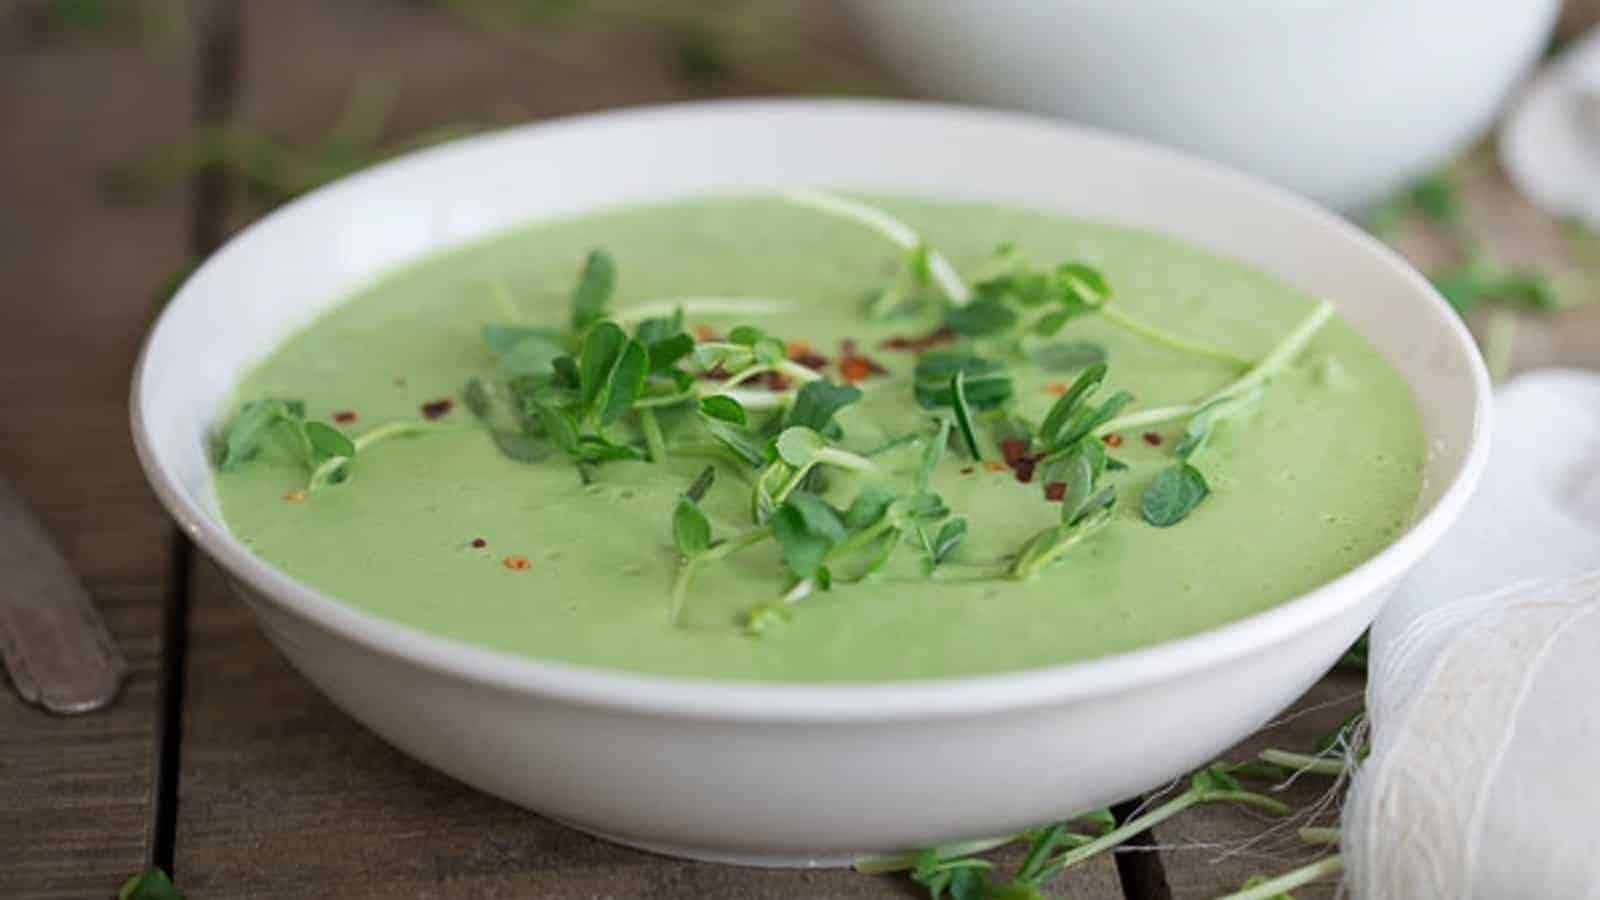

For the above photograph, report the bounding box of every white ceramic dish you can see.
[840,0,1561,213]
[131,100,1489,866]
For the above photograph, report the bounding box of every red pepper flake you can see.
[1000,436,1030,467]
[880,326,957,353]
[1102,433,1124,447]
[787,337,829,371]
[1043,382,1069,396]
[503,555,530,571]
[792,352,829,371]
[421,397,454,420]
[1014,458,1037,484]
[282,489,307,502]
[983,460,1008,472]
[1143,431,1163,446]
[838,341,888,384]
[702,363,733,381]
[759,371,792,391]
[960,465,975,475]
[470,537,487,549]
[332,410,358,424]
[1044,481,1067,501]
[693,324,719,342]
[839,356,874,383]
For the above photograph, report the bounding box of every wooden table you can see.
[3,2,1595,897]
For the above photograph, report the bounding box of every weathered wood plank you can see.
[0,581,166,899]
[0,16,192,583]
[174,559,1124,898]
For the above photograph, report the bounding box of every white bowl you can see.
[131,100,1489,866]
[839,0,1561,213]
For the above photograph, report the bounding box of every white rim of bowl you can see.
[130,97,1492,723]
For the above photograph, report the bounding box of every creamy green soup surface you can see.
[215,194,1423,682]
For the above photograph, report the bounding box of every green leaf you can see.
[786,381,862,434]
[482,323,564,356]
[645,331,695,373]
[932,518,967,564]
[304,421,356,459]
[634,309,684,344]
[950,370,982,459]
[1174,387,1262,461]
[1031,309,1072,337]
[914,352,1013,410]
[686,465,716,503]
[1039,363,1107,444]
[569,249,616,332]
[578,322,627,413]
[487,430,546,463]
[119,867,184,900]
[498,335,566,377]
[218,399,291,470]
[889,492,949,524]
[597,340,648,426]
[771,493,846,578]
[673,497,712,557]
[1054,390,1132,449]
[462,377,493,420]
[944,297,1017,337]
[774,426,826,467]
[844,483,897,530]
[578,323,648,426]
[699,405,764,467]
[917,417,951,493]
[1030,340,1106,372]
[1065,485,1116,527]
[1140,464,1209,527]
[575,434,643,463]
[699,394,747,426]
[728,325,766,346]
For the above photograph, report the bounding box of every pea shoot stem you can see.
[1258,749,1349,776]
[1096,300,1335,436]
[1052,786,1289,873]
[854,835,1021,875]
[307,420,458,490]
[638,407,668,463]
[1213,855,1344,900]
[782,189,972,304]
[1098,306,1253,368]
[671,525,773,624]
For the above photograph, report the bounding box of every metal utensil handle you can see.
[0,475,128,714]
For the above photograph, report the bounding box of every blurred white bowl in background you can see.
[841,0,1561,213]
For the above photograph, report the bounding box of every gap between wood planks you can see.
[149,0,240,878]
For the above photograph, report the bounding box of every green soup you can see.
[215,195,1423,682]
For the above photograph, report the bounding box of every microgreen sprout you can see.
[870,763,1289,899]
[781,188,971,305]
[216,398,447,493]
[967,243,1253,368]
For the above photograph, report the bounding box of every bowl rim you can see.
[130,97,1491,722]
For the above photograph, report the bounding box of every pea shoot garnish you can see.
[858,763,1289,899]
[215,398,451,493]
[222,197,1348,637]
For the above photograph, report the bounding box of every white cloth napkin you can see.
[1344,369,1600,899]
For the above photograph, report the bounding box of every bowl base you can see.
[549,814,856,869]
